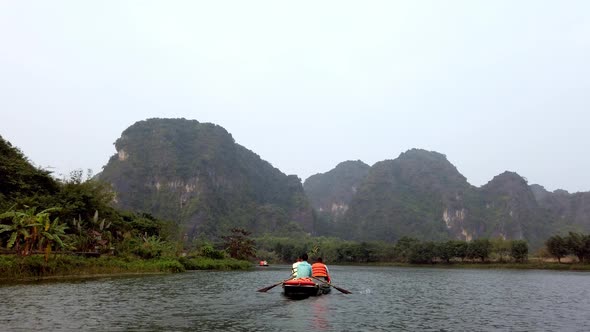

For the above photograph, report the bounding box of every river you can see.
[1,265,589,331]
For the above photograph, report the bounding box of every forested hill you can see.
[303,160,370,218]
[306,149,588,248]
[99,118,313,239]
[0,135,58,210]
[530,184,590,234]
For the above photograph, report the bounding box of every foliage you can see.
[409,241,436,264]
[435,241,455,263]
[0,136,58,210]
[199,244,226,259]
[0,255,185,278]
[565,232,590,263]
[510,240,529,262]
[131,235,176,259]
[178,257,251,270]
[0,206,68,260]
[450,240,469,262]
[393,237,420,263]
[303,160,370,216]
[545,235,569,263]
[467,239,492,262]
[222,228,256,260]
[98,118,313,239]
[491,238,511,262]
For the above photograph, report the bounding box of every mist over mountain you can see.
[99,118,313,239]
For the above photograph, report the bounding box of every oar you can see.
[257,278,292,292]
[311,276,352,294]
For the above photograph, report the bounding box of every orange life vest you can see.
[311,263,329,278]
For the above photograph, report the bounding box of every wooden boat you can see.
[282,278,331,299]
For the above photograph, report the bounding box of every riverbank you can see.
[0,255,253,281]
[364,260,590,271]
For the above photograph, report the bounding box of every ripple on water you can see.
[1,267,589,331]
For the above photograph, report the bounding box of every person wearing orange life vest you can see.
[311,257,331,283]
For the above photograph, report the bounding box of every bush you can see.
[200,244,226,259]
[510,240,528,262]
[179,257,251,270]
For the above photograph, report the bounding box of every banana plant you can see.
[0,206,58,255]
[39,216,69,262]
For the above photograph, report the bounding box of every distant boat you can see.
[259,260,269,267]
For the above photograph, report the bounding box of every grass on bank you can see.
[179,256,252,270]
[0,254,253,280]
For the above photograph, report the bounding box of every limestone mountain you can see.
[99,118,313,239]
[530,184,590,233]
[303,160,370,236]
[304,160,370,217]
[476,172,551,246]
[339,149,474,241]
[309,149,562,247]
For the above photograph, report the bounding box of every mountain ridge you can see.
[99,118,314,239]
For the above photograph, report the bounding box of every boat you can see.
[259,260,269,267]
[282,278,331,299]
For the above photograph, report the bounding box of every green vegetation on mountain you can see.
[99,118,313,239]
[0,135,255,279]
[3,118,590,279]
[333,149,474,242]
[0,135,58,210]
[530,184,590,233]
[304,160,370,235]
[307,149,575,249]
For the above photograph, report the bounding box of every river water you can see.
[1,265,589,331]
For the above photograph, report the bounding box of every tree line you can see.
[253,235,531,265]
[545,232,590,263]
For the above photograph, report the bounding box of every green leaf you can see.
[7,232,17,248]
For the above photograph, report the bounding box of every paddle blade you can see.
[257,281,282,292]
[333,285,352,294]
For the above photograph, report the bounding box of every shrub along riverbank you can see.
[0,255,252,281]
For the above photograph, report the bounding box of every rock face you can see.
[304,160,370,218]
[307,149,567,247]
[303,160,370,236]
[477,172,550,245]
[99,118,313,239]
[340,149,474,242]
[530,184,590,233]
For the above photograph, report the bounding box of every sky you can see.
[1,1,589,192]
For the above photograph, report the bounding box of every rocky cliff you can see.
[308,149,564,247]
[99,118,313,239]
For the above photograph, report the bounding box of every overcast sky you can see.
[1,1,589,192]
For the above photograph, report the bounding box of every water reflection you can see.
[310,297,330,331]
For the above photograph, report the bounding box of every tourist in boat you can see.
[311,257,331,283]
[296,253,312,278]
[291,256,302,278]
